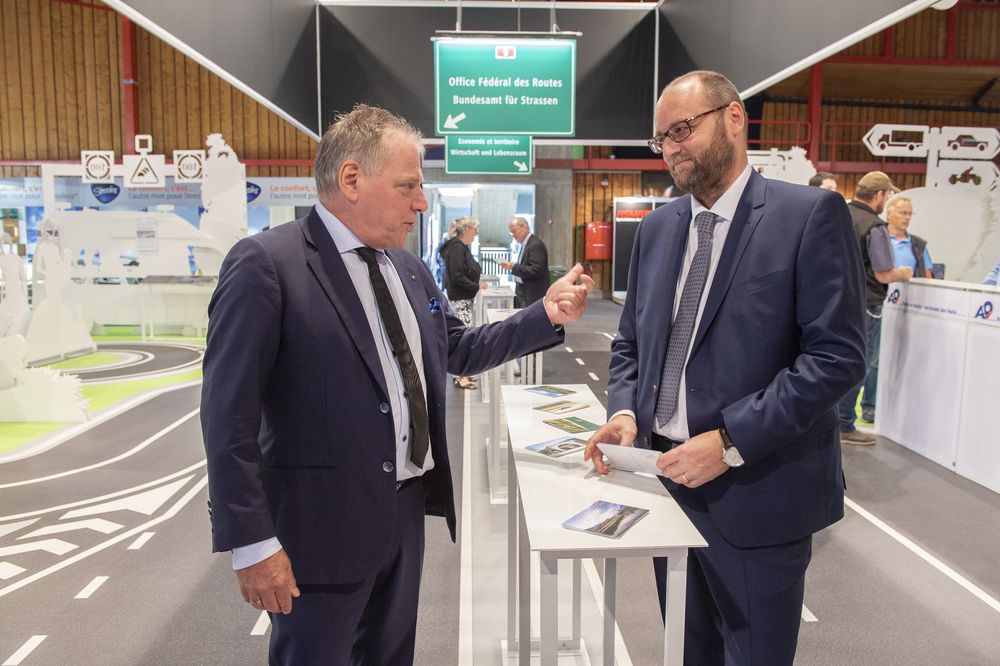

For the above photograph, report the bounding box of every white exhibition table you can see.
[483,307,543,502]
[877,278,1000,493]
[475,284,515,327]
[502,384,706,665]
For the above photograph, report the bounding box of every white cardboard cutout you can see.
[0,334,88,422]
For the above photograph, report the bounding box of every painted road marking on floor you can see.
[845,497,1000,615]
[75,575,109,599]
[0,540,77,558]
[457,389,474,663]
[0,476,208,598]
[588,372,599,381]
[0,562,26,580]
[0,409,200,489]
[601,332,615,341]
[127,532,155,550]
[565,346,574,353]
[250,611,270,636]
[575,358,585,366]
[583,559,633,665]
[21,518,122,539]
[2,636,46,665]
[801,604,817,622]
[0,461,205,523]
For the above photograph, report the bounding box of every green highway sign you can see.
[434,38,575,136]
[445,135,533,175]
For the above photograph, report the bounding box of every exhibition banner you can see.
[434,38,575,136]
[445,135,532,175]
[884,282,969,321]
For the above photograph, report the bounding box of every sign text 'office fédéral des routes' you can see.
[434,39,575,136]
[445,135,533,175]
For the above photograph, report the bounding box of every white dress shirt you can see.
[612,164,753,442]
[232,203,433,570]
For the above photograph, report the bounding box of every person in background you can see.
[982,255,1000,286]
[837,171,913,441]
[200,103,595,665]
[585,70,865,665]
[886,196,933,279]
[808,171,838,191]
[500,216,549,307]
[440,215,484,389]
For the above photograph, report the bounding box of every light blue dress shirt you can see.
[889,233,932,276]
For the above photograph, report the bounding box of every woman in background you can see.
[440,216,484,389]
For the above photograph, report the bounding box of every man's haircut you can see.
[886,196,912,213]
[808,171,837,187]
[666,70,746,118]
[509,216,529,228]
[314,103,423,198]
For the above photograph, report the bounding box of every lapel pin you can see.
[411,274,417,281]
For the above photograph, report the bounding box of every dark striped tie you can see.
[355,247,430,467]
[655,212,720,427]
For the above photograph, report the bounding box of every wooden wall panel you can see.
[0,0,316,179]
[571,171,642,294]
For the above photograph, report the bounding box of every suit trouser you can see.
[268,477,426,666]
[654,482,812,666]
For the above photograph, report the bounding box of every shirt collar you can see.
[314,202,381,257]
[690,163,753,223]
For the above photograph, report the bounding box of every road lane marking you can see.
[0,520,40,538]
[251,611,270,636]
[845,496,1000,615]
[601,332,615,341]
[127,532,155,550]
[0,409,200,489]
[564,346,574,353]
[21,518,122,539]
[0,476,208,598]
[0,540,77,557]
[75,575,109,599]
[801,604,817,622]
[62,478,191,519]
[0,461,205,523]
[2,636,46,665]
[0,562,26,580]
[588,372,599,381]
[575,358,585,366]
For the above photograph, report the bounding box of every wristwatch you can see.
[719,426,745,468]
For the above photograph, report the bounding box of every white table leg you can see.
[507,444,517,653]
[572,559,582,644]
[662,551,688,666]
[518,497,531,666]
[539,553,558,666]
[603,558,616,666]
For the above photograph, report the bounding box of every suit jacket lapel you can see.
[387,250,442,398]
[301,211,389,399]
[690,171,767,355]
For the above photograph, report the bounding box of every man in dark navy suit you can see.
[201,104,593,664]
[500,216,550,307]
[585,71,866,664]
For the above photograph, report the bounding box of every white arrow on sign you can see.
[0,539,77,557]
[443,113,466,130]
[513,161,528,172]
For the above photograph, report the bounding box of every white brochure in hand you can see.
[597,443,663,476]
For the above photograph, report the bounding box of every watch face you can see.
[723,447,745,467]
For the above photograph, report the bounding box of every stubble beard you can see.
[671,122,736,205]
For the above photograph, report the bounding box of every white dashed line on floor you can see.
[575,358,585,366]
[3,635,46,665]
[801,604,818,622]
[601,332,615,341]
[588,372,599,381]
[564,346,573,353]
[127,532,155,550]
[74,576,109,599]
[251,611,270,636]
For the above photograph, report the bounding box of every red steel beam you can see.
[807,64,823,162]
[53,0,114,13]
[882,26,895,58]
[121,17,139,152]
[815,161,926,175]
[946,4,957,61]
[826,55,999,67]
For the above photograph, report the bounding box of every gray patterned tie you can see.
[655,211,720,427]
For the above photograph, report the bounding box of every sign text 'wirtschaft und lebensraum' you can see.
[435,39,575,136]
[445,135,533,175]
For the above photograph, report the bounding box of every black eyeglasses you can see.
[648,105,729,153]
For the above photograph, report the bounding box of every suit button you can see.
[383,461,394,473]
[379,402,390,414]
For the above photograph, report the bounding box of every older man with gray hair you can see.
[500,215,550,306]
[201,103,594,664]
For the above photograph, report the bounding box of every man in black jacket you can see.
[500,216,549,307]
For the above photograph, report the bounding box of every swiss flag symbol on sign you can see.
[495,46,516,59]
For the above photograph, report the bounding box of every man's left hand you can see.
[543,264,596,325]
[499,261,513,270]
[656,429,729,488]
